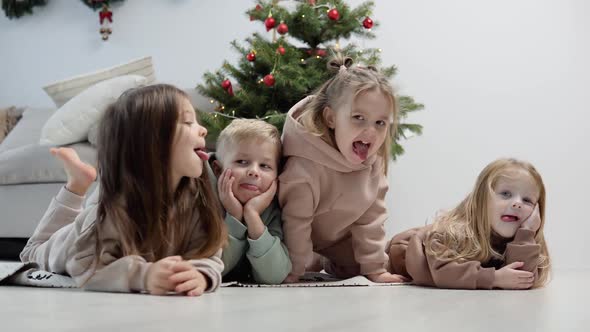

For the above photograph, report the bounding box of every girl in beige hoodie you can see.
[279,55,407,283]
[20,84,227,296]
[388,158,551,289]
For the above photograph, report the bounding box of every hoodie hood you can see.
[282,96,378,173]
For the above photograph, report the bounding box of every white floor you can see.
[1,269,587,332]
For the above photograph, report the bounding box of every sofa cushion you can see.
[43,56,156,108]
[40,75,147,146]
[0,142,97,185]
[0,107,55,153]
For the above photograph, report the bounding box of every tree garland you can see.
[2,0,48,19]
[2,0,124,19]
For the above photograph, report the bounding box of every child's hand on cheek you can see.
[521,204,541,233]
[244,180,277,216]
[218,169,243,221]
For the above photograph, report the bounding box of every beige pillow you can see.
[40,75,148,146]
[43,56,156,107]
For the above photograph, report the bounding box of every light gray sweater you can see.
[20,186,223,293]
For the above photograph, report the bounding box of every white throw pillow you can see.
[43,56,156,107]
[40,75,147,146]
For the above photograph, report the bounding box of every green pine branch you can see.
[198,0,425,160]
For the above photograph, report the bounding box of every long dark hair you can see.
[95,84,225,261]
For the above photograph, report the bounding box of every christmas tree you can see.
[197,0,424,159]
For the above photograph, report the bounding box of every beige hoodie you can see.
[388,225,541,289]
[278,96,389,278]
[20,186,223,293]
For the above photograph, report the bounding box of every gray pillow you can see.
[0,107,55,153]
[0,142,97,185]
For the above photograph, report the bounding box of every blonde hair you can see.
[297,54,398,173]
[216,118,282,166]
[425,158,551,288]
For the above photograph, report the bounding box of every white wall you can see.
[1,0,588,269]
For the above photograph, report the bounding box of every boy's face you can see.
[218,138,278,204]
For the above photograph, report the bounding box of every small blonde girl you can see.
[389,158,551,289]
[279,54,406,283]
[21,84,227,296]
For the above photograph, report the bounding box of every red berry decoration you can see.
[263,74,275,87]
[264,17,276,31]
[250,4,263,21]
[247,52,256,62]
[277,22,289,35]
[277,46,286,55]
[328,8,339,21]
[315,49,326,57]
[362,17,374,29]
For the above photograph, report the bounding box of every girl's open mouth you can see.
[352,141,370,160]
[501,215,520,222]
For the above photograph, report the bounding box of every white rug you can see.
[0,262,76,288]
[221,272,407,287]
[1,262,407,288]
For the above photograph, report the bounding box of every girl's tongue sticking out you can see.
[195,148,209,161]
[352,141,370,161]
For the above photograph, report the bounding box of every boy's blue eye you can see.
[261,164,272,170]
[500,191,511,198]
[352,115,364,121]
[524,198,535,205]
[376,120,387,126]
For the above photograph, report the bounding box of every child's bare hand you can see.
[521,204,541,233]
[283,274,301,284]
[146,256,183,295]
[218,169,243,221]
[168,261,208,297]
[244,180,277,216]
[493,262,535,289]
[366,272,409,283]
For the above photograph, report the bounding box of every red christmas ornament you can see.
[315,49,327,57]
[98,4,113,41]
[362,17,374,29]
[277,46,286,55]
[247,52,256,62]
[221,79,234,96]
[250,4,263,21]
[99,7,112,24]
[328,8,339,21]
[263,74,275,87]
[277,23,288,35]
[264,17,276,31]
